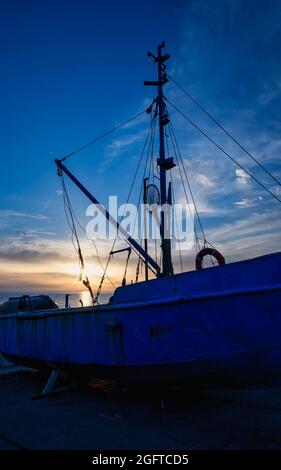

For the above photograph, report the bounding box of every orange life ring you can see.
[195,247,225,270]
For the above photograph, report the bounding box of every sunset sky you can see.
[0,0,280,294]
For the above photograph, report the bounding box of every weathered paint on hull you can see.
[0,252,281,385]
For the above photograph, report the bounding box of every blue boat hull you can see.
[1,252,281,385]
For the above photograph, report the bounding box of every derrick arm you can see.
[55,159,161,276]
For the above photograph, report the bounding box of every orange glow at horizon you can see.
[0,254,146,293]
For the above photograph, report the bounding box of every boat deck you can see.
[0,358,281,450]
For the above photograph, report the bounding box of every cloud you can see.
[233,197,261,208]
[19,230,57,237]
[206,210,281,244]
[168,0,280,216]
[214,230,281,264]
[107,132,144,157]
[195,173,216,188]
[258,80,281,105]
[99,129,146,173]
[0,271,81,293]
[0,235,121,274]
[0,210,48,220]
[1,0,280,291]
[0,237,75,264]
[0,248,68,263]
[235,169,248,179]
[174,208,280,269]
[234,168,251,188]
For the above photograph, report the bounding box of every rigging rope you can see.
[132,111,158,282]
[94,112,158,301]
[61,110,147,161]
[149,119,158,265]
[60,173,95,303]
[164,129,184,270]
[168,120,215,266]
[132,113,157,236]
[166,98,281,204]
[170,169,183,272]
[70,208,116,290]
[94,253,112,304]
[122,248,132,286]
[168,120,205,245]
[168,75,281,189]
[61,174,83,264]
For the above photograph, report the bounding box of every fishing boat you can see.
[0,43,281,386]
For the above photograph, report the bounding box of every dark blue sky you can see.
[0,0,280,291]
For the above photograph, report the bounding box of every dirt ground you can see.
[0,364,280,450]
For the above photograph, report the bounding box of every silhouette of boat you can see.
[1,43,280,386]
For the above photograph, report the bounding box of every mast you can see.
[145,42,174,276]
[56,43,174,282]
